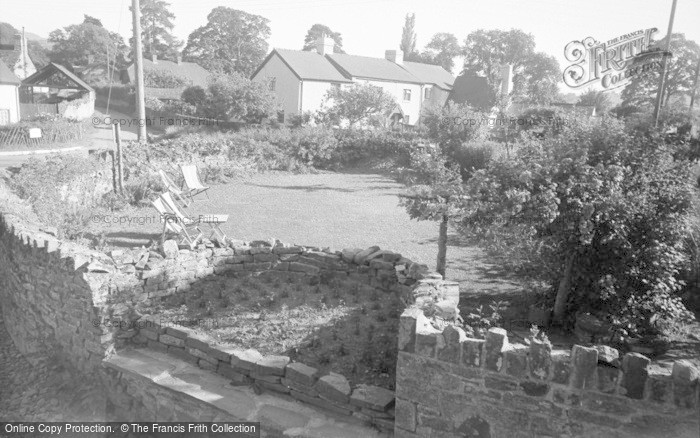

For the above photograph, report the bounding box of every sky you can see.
[3,0,700,94]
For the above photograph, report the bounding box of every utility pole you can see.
[653,0,678,127]
[131,0,147,141]
[689,60,700,110]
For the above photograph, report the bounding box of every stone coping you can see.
[105,347,390,438]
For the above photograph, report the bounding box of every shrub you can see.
[463,116,697,335]
[143,69,193,88]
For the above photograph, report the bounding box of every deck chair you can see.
[181,164,210,202]
[161,192,229,244]
[158,169,190,207]
[152,196,202,249]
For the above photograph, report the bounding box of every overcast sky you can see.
[4,0,699,93]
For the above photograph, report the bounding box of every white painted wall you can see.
[356,79,423,125]
[251,53,301,119]
[0,84,20,124]
[300,81,336,115]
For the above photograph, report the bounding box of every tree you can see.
[198,72,277,123]
[183,7,270,77]
[621,33,700,109]
[401,149,466,278]
[317,83,396,128]
[302,24,344,54]
[578,88,613,114]
[129,0,182,61]
[400,13,417,57]
[0,22,50,68]
[424,33,460,73]
[83,15,103,27]
[463,117,696,330]
[48,19,127,74]
[462,29,561,105]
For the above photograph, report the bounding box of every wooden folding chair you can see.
[152,196,202,249]
[181,164,210,202]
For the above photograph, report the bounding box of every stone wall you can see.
[394,306,700,438]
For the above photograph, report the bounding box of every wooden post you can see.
[653,0,678,127]
[114,123,124,194]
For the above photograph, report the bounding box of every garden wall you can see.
[394,306,700,438]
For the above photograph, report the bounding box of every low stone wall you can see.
[394,307,700,438]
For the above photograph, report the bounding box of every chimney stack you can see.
[500,64,513,95]
[151,53,158,64]
[385,49,404,65]
[315,35,335,56]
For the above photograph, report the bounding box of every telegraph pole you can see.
[653,0,678,127]
[131,0,147,141]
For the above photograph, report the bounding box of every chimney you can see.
[315,35,335,56]
[176,55,182,65]
[385,49,404,65]
[500,64,513,95]
[151,53,158,64]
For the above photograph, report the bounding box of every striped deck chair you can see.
[152,195,202,249]
[181,164,210,202]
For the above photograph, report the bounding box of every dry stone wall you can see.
[394,306,700,438]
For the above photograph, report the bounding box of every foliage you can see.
[129,0,182,61]
[332,128,424,167]
[462,301,505,339]
[182,7,270,76]
[143,68,192,88]
[461,29,561,105]
[421,102,489,154]
[194,72,277,123]
[410,33,461,73]
[317,83,396,128]
[578,88,613,114]
[0,115,87,147]
[621,33,700,109]
[181,85,208,108]
[462,116,697,334]
[302,24,344,53]
[400,13,417,56]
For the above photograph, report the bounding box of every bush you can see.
[463,116,697,335]
[332,128,425,167]
[143,69,193,88]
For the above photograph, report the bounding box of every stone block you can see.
[253,355,289,376]
[394,398,416,432]
[461,338,485,368]
[595,345,620,367]
[582,392,634,416]
[551,351,571,385]
[285,362,319,387]
[483,327,508,371]
[529,338,552,380]
[621,352,650,399]
[206,345,237,363]
[288,262,320,275]
[316,372,352,405]
[253,253,277,263]
[570,345,598,389]
[672,360,699,409]
[159,334,185,348]
[350,384,395,411]
[165,326,191,339]
[437,325,466,364]
[519,380,549,397]
[187,347,218,365]
[231,349,263,372]
[504,346,528,378]
[217,363,254,386]
[185,333,211,351]
[162,240,179,259]
[415,333,440,358]
[353,246,381,265]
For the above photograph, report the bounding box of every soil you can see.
[149,273,403,390]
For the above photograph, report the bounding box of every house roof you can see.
[326,53,422,84]
[403,61,455,90]
[22,62,94,92]
[126,58,210,88]
[256,49,353,83]
[0,59,20,85]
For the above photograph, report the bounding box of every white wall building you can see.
[0,60,21,125]
[251,37,455,126]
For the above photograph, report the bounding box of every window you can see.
[269,78,276,91]
[424,87,432,100]
[403,115,410,125]
[403,89,411,101]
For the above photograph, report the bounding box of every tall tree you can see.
[462,29,560,104]
[577,88,613,114]
[48,20,127,72]
[183,7,270,77]
[400,13,417,56]
[82,15,103,27]
[621,33,700,109]
[129,0,182,61]
[423,32,460,73]
[302,24,344,53]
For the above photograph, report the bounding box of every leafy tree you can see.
[577,88,613,114]
[183,7,270,77]
[302,24,344,54]
[462,29,561,105]
[129,0,182,61]
[48,19,127,76]
[317,83,396,128]
[400,149,466,278]
[423,33,460,73]
[181,85,208,109]
[463,116,696,331]
[198,72,277,123]
[400,13,417,56]
[621,33,700,109]
[421,102,489,154]
[0,22,51,68]
[83,15,103,27]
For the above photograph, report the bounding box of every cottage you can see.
[251,36,455,126]
[21,63,96,121]
[121,54,210,104]
[0,60,21,125]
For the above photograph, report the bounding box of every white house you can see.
[251,36,455,126]
[0,60,21,125]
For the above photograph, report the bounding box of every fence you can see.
[0,122,86,147]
